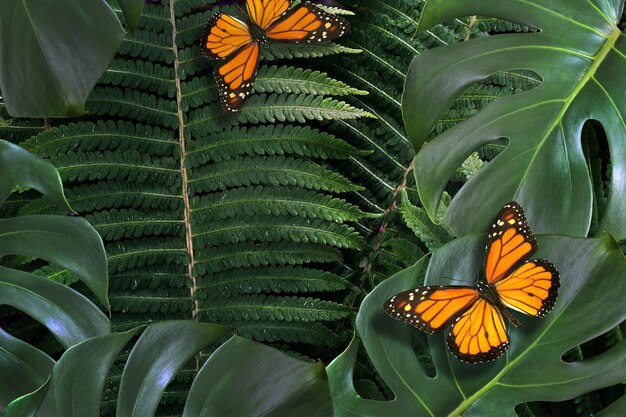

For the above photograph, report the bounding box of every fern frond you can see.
[196,266,350,297]
[196,294,352,322]
[187,125,370,165]
[175,9,215,47]
[188,155,364,194]
[190,186,363,223]
[235,321,341,346]
[263,42,362,60]
[109,264,189,292]
[87,87,179,128]
[253,65,368,96]
[118,29,174,63]
[192,215,365,249]
[51,151,180,185]
[106,237,189,272]
[86,208,185,241]
[188,94,374,136]
[399,190,455,252]
[109,288,192,314]
[22,120,178,158]
[65,182,182,213]
[101,58,176,98]
[193,242,342,275]
[180,77,217,110]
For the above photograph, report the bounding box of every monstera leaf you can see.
[328,234,626,416]
[403,0,626,240]
[0,0,125,116]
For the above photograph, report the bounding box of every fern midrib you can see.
[169,1,197,322]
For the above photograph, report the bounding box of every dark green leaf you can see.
[0,140,70,210]
[404,0,626,239]
[52,327,141,417]
[0,0,125,116]
[118,0,144,33]
[0,267,110,348]
[0,216,109,309]
[2,378,50,417]
[116,321,232,417]
[328,234,626,416]
[0,328,54,413]
[183,336,333,417]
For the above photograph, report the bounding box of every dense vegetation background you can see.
[0,0,625,416]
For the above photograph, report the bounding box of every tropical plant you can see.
[0,0,144,117]
[405,0,626,241]
[328,233,626,417]
[0,139,109,410]
[0,0,624,416]
[0,143,332,417]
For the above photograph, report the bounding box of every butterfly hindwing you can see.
[447,298,510,363]
[496,258,560,318]
[214,42,260,112]
[266,2,350,43]
[485,201,538,285]
[384,286,479,334]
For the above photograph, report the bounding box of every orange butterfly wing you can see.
[246,0,292,30]
[484,202,537,285]
[201,14,260,112]
[202,13,253,60]
[447,298,509,363]
[266,3,350,43]
[384,286,479,334]
[496,259,559,317]
[213,42,260,112]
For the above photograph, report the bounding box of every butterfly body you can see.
[384,202,559,363]
[201,0,350,112]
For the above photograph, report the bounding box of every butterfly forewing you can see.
[202,14,253,60]
[484,202,537,285]
[447,298,509,363]
[246,0,292,30]
[496,258,560,318]
[266,3,350,43]
[384,286,479,334]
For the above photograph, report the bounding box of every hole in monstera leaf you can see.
[561,321,625,363]
[518,378,625,417]
[581,119,610,236]
[0,306,64,360]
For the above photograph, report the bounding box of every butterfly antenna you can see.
[436,276,475,286]
[235,4,246,17]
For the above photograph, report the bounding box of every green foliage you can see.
[0,142,109,409]
[2,0,623,416]
[405,0,626,240]
[0,0,125,117]
[328,234,626,417]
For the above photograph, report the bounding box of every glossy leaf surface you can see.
[184,336,333,417]
[52,328,141,417]
[0,267,110,348]
[328,234,626,416]
[0,140,70,210]
[0,0,124,116]
[116,321,232,417]
[403,0,626,239]
[0,216,109,309]
[0,329,55,414]
[2,378,50,417]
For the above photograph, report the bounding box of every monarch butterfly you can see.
[384,202,560,363]
[201,0,350,112]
